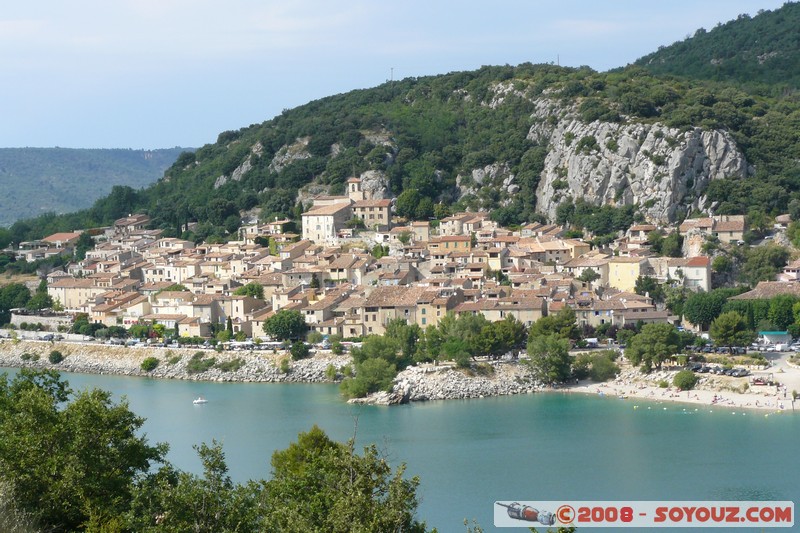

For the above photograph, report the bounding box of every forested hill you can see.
[634,2,800,89]
[3,4,800,246]
[0,147,186,227]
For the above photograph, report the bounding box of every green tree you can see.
[0,369,166,531]
[371,244,389,259]
[395,189,423,219]
[0,283,31,324]
[262,426,429,531]
[263,309,307,341]
[712,255,732,274]
[290,340,311,360]
[233,282,264,299]
[526,334,571,384]
[309,272,320,289]
[683,290,727,330]
[384,318,421,369]
[74,232,95,261]
[625,323,680,371]
[339,358,398,399]
[661,232,683,257]
[480,315,528,358]
[529,308,579,341]
[577,268,601,283]
[24,292,53,311]
[352,334,405,369]
[588,351,620,382]
[125,441,261,532]
[634,275,664,303]
[768,294,796,331]
[709,311,756,349]
[740,244,789,286]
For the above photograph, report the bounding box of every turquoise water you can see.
[4,369,799,531]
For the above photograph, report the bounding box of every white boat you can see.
[192,396,208,404]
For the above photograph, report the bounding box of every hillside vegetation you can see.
[0,148,186,227]
[2,4,799,245]
[635,2,800,90]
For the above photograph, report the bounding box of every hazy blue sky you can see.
[2,0,787,149]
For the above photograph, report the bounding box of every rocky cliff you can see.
[528,99,749,224]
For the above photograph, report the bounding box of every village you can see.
[5,175,796,355]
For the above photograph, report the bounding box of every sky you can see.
[2,0,788,150]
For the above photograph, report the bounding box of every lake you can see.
[4,369,798,531]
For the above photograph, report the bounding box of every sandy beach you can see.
[561,351,800,413]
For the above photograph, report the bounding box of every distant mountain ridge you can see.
[0,147,187,227]
[634,2,800,88]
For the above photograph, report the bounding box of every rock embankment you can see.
[1,341,544,405]
[0,340,349,383]
[350,362,541,405]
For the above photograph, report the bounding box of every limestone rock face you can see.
[359,170,390,199]
[269,137,311,174]
[528,100,749,224]
[214,142,264,189]
[457,163,514,199]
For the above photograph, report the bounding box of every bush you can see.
[339,358,397,399]
[589,353,620,382]
[658,380,669,388]
[572,353,591,380]
[187,352,216,374]
[215,358,244,372]
[48,350,64,364]
[325,364,337,381]
[290,341,311,361]
[168,354,182,365]
[140,357,159,372]
[673,370,698,390]
[20,353,33,361]
[279,358,290,374]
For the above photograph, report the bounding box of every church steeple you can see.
[347,177,364,201]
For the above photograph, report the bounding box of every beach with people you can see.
[561,351,800,413]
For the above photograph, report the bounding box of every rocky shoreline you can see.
[0,340,544,404]
[0,340,349,384]
[349,361,543,405]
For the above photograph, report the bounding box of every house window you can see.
[422,317,426,325]
[421,308,426,315]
